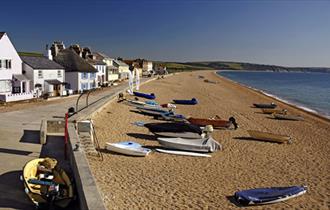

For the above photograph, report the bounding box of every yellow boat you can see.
[22,158,74,209]
[247,130,292,144]
[262,108,287,114]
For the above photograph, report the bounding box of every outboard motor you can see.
[229,117,238,130]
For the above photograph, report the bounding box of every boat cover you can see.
[235,186,307,205]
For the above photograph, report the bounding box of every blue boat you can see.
[133,91,156,99]
[173,98,198,105]
[234,186,307,205]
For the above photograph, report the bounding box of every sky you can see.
[1,0,330,67]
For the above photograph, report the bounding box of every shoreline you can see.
[215,70,330,123]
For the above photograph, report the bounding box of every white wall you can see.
[0,33,22,80]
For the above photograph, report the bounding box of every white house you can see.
[53,48,98,93]
[94,52,119,84]
[86,57,107,86]
[142,60,153,72]
[21,55,66,97]
[0,32,33,102]
[113,59,129,80]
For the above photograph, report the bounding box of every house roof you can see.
[0,32,5,40]
[113,60,129,67]
[94,52,114,60]
[53,49,97,73]
[86,57,106,65]
[21,55,64,70]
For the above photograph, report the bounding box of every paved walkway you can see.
[0,78,151,210]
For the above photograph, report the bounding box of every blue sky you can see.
[2,0,330,67]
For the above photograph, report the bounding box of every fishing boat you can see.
[173,98,198,105]
[235,186,307,205]
[253,102,277,109]
[273,113,304,121]
[187,116,238,129]
[262,109,287,115]
[22,158,74,209]
[133,91,156,99]
[156,149,211,157]
[247,130,292,144]
[157,136,222,152]
[106,141,151,156]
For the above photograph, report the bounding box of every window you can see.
[0,59,11,69]
[38,70,43,79]
[90,73,96,79]
[81,73,88,79]
[81,83,89,90]
[57,70,62,78]
[0,80,11,93]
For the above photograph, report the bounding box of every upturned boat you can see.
[273,113,304,121]
[133,91,156,99]
[22,158,74,209]
[253,103,277,109]
[262,108,287,115]
[235,186,307,205]
[106,141,151,156]
[247,130,292,144]
[173,98,198,105]
[187,117,238,129]
[157,136,222,152]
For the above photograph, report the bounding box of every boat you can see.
[173,98,198,105]
[156,149,211,157]
[133,91,156,99]
[160,103,176,108]
[125,100,160,109]
[105,141,151,156]
[262,108,287,114]
[253,103,277,109]
[247,130,292,144]
[22,158,74,209]
[145,122,202,135]
[187,117,238,129]
[160,113,186,121]
[136,106,173,117]
[234,186,307,205]
[273,113,304,121]
[157,136,222,152]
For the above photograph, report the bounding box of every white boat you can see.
[157,136,222,152]
[106,141,151,157]
[156,149,211,157]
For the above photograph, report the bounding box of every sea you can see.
[217,70,330,119]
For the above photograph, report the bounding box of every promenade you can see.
[0,78,150,210]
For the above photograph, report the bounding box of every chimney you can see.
[45,44,53,60]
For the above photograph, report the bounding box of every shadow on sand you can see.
[126,133,157,141]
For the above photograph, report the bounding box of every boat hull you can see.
[273,114,304,121]
[133,91,156,99]
[247,130,292,144]
[106,142,151,156]
[253,103,277,109]
[187,117,232,128]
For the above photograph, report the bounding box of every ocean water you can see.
[217,71,330,118]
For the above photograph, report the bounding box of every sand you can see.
[88,71,330,210]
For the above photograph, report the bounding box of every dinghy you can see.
[173,98,198,105]
[234,185,307,205]
[106,141,151,156]
[22,158,74,209]
[156,149,211,157]
[145,122,202,135]
[262,108,287,114]
[187,117,238,129]
[157,136,222,152]
[253,102,277,109]
[273,113,304,121]
[136,106,173,117]
[133,91,156,99]
[160,112,186,121]
[247,130,292,144]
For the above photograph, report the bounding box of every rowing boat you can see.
[106,141,151,156]
[262,109,287,115]
[187,117,238,129]
[253,103,277,109]
[273,114,304,121]
[247,130,292,144]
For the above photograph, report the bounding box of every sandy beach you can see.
[88,70,330,209]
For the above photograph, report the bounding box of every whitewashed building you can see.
[113,60,129,80]
[21,55,66,97]
[53,48,98,93]
[0,32,33,102]
[94,52,119,84]
[143,60,153,72]
[87,57,107,86]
